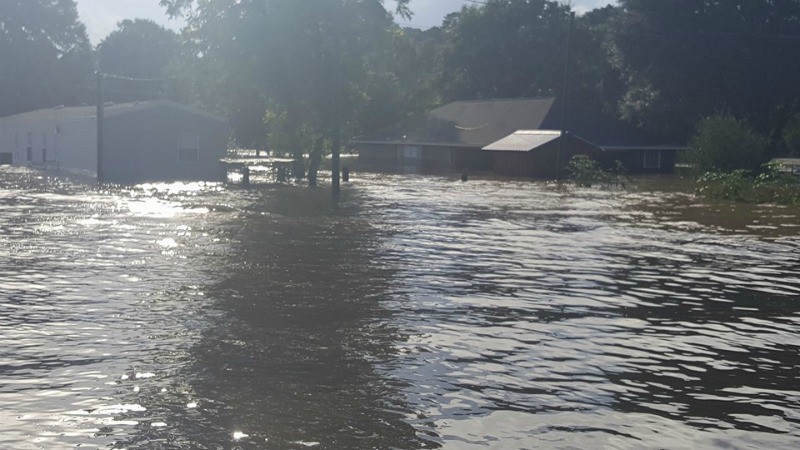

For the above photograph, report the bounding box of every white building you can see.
[0,101,228,183]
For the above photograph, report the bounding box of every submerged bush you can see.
[696,161,800,204]
[566,155,626,187]
[696,169,753,201]
[689,114,768,172]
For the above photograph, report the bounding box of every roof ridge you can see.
[447,96,556,105]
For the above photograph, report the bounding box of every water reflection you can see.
[1,167,799,449]
[112,187,425,449]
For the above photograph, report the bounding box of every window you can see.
[177,134,200,163]
[401,146,420,159]
[643,149,662,169]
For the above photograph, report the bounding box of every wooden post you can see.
[96,71,104,183]
[342,166,350,182]
[242,165,250,186]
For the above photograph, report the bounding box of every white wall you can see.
[0,110,97,174]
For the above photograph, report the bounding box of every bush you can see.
[783,114,800,157]
[696,161,800,204]
[753,161,800,204]
[566,155,626,187]
[696,169,753,201]
[689,114,768,172]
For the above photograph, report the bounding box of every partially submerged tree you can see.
[161,0,412,183]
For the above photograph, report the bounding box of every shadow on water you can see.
[110,185,431,449]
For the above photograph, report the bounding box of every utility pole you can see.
[557,11,575,178]
[331,1,343,201]
[96,71,105,184]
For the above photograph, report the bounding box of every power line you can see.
[97,72,181,82]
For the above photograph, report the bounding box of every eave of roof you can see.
[599,145,687,151]
[0,100,227,124]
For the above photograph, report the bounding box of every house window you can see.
[401,146,420,159]
[177,134,200,163]
[643,149,662,169]
[26,132,33,161]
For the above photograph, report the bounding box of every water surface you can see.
[1,167,799,449]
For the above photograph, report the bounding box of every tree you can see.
[689,113,768,172]
[612,0,800,142]
[438,0,573,100]
[97,19,181,102]
[0,0,93,116]
[435,0,626,126]
[160,0,412,183]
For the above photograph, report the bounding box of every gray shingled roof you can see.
[353,97,559,147]
[353,97,684,150]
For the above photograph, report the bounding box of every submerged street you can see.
[1,167,799,449]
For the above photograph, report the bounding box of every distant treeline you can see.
[3,0,800,176]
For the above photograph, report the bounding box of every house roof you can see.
[0,100,226,123]
[482,130,562,152]
[353,97,559,148]
[353,97,683,150]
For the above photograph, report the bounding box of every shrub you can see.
[696,161,800,204]
[783,114,800,157]
[689,114,768,172]
[696,169,753,201]
[753,161,800,204]
[566,155,626,187]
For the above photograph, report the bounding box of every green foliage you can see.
[166,0,416,183]
[696,169,753,202]
[439,0,571,99]
[0,0,93,116]
[688,114,768,172]
[753,161,800,204]
[97,19,180,102]
[612,0,800,139]
[696,162,800,204]
[566,155,627,187]
[783,114,800,157]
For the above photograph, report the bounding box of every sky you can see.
[76,0,616,45]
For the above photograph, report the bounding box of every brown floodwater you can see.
[1,167,799,449]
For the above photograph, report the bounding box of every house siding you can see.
[598,149,678,174]
[103,105,228,184]
[490,136,601,178]
[0,102,228,183]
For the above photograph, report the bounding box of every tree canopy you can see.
[0,0,93,116]
[97,19,181,102]
[612,0,800,142]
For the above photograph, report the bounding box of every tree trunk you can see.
[307,137,324,187]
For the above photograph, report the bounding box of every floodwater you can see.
[1,166,799,449]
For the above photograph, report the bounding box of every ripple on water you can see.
[1,168,799,449]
